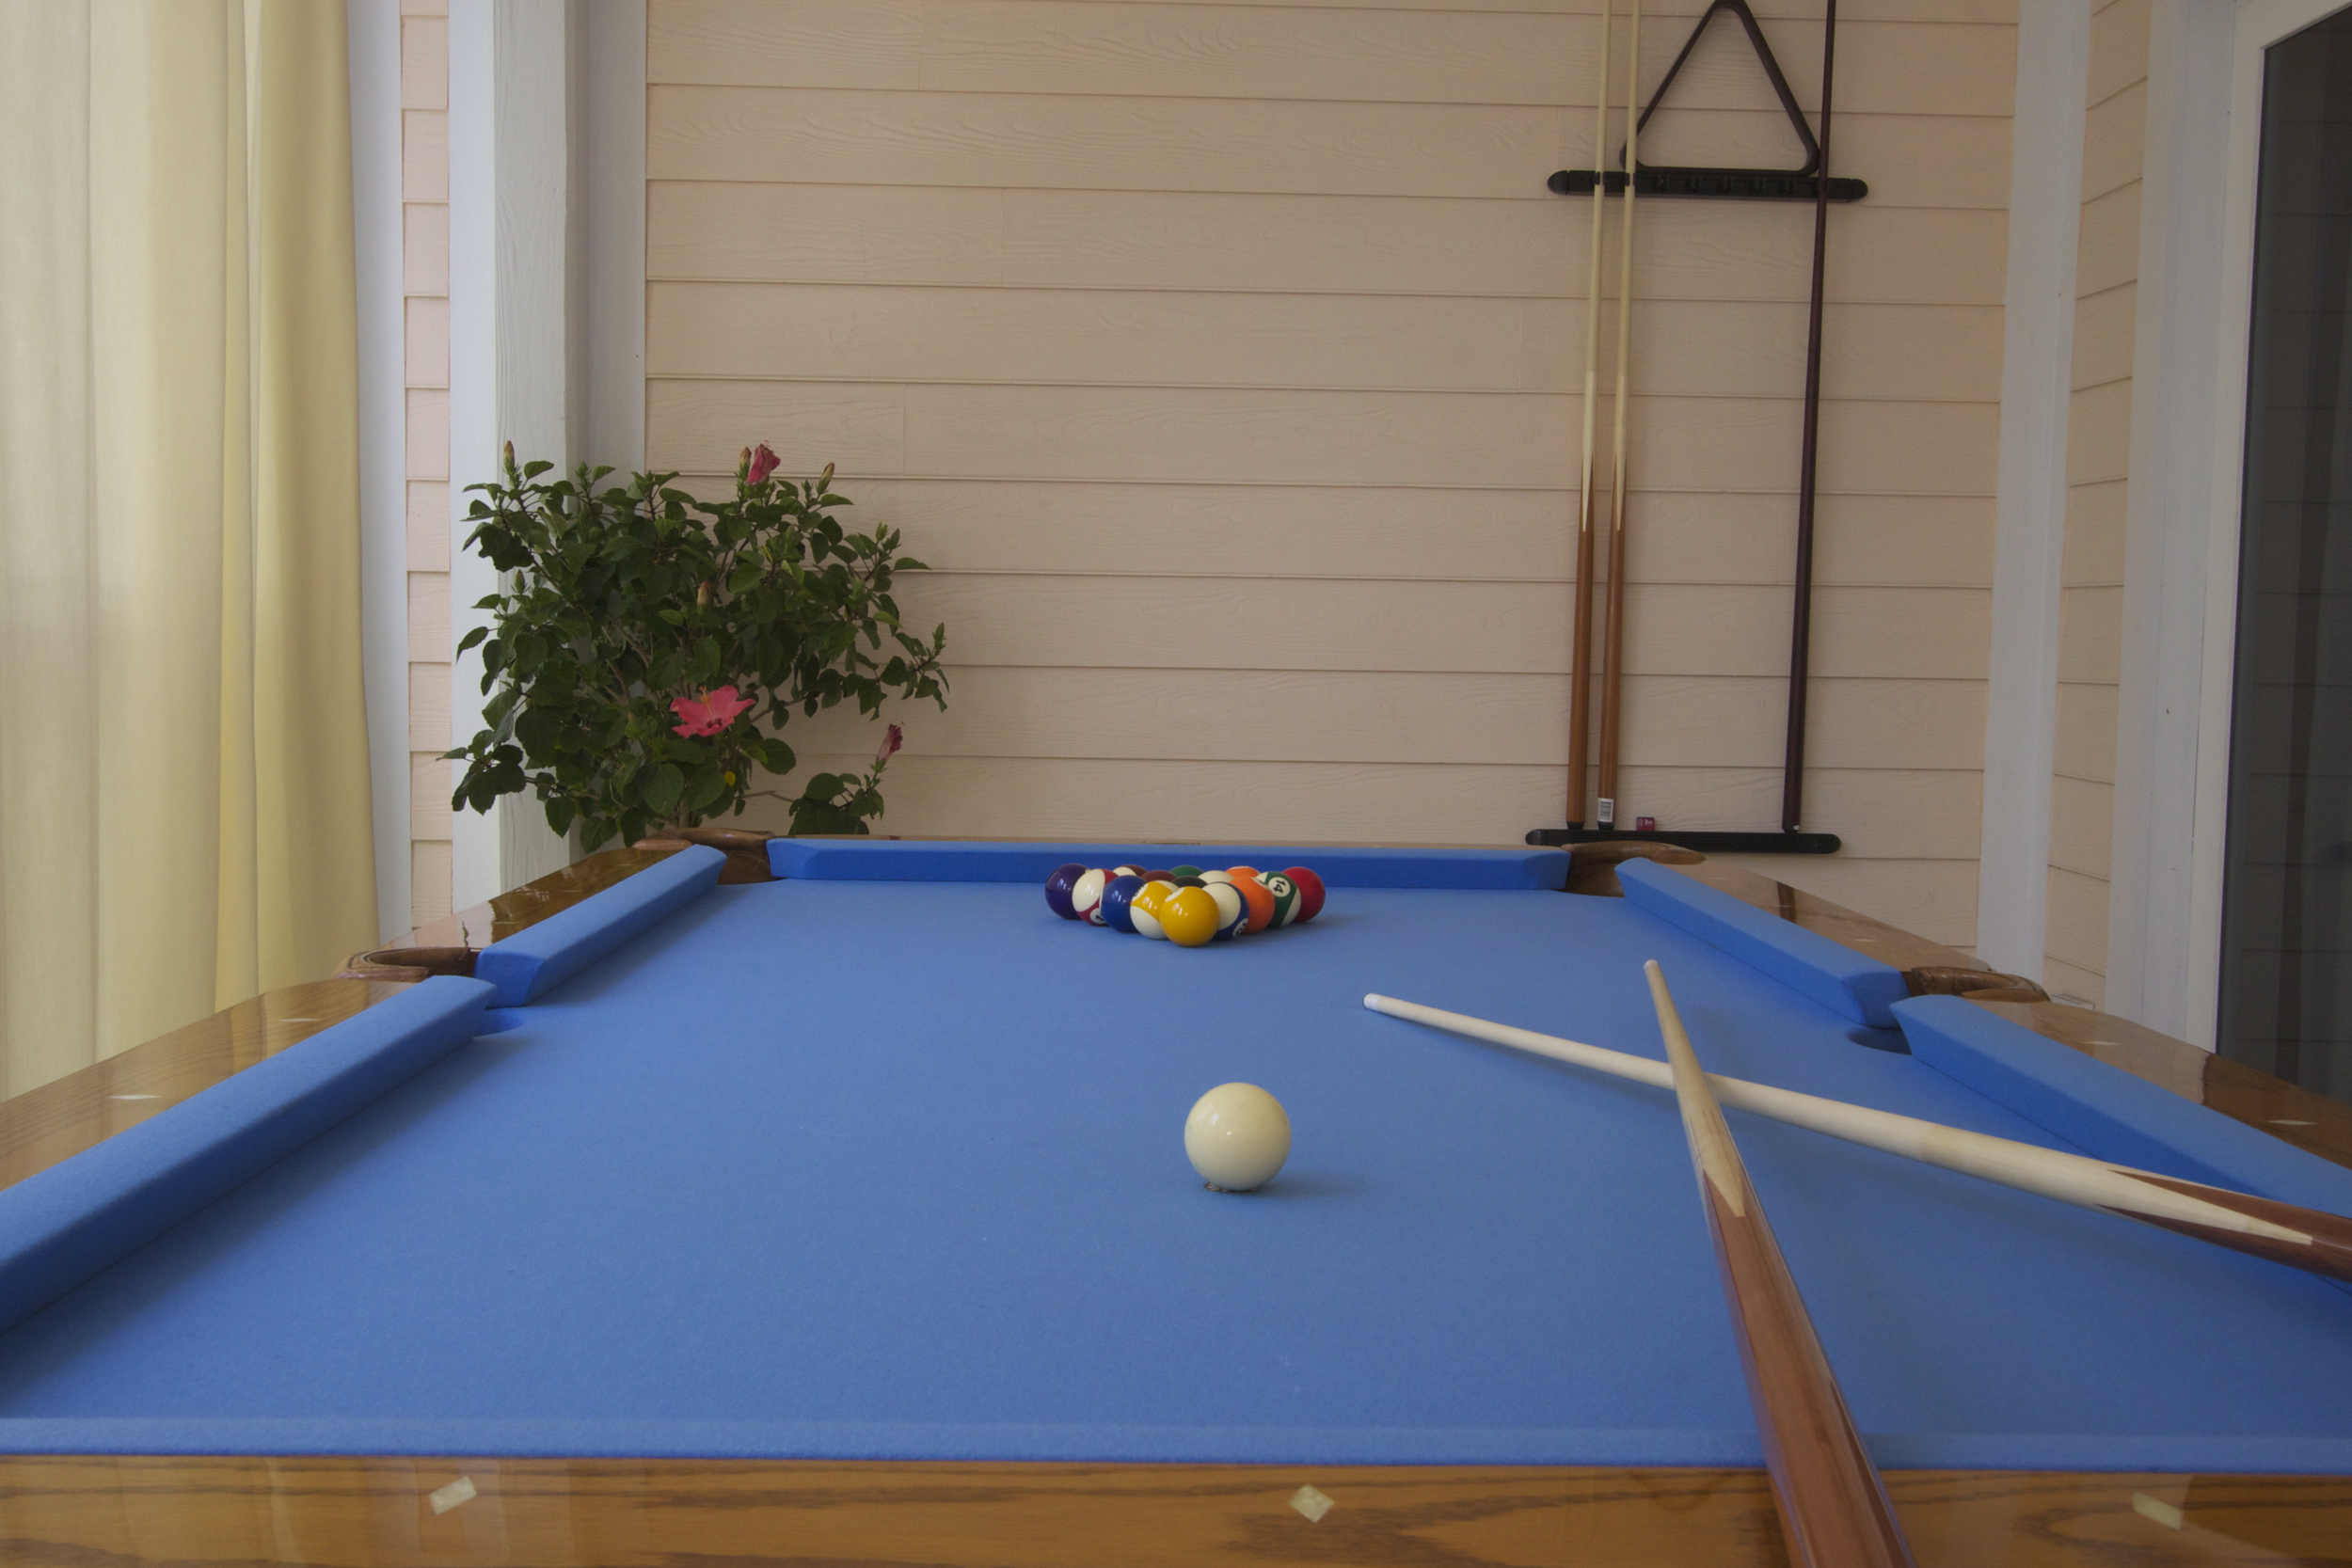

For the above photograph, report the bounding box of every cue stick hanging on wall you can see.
[1594,0,1643,834]
[1644,963,1920,1568]
[1565,0,1615,830]
[1781,0,1837,835]
[1532,0,1857,854]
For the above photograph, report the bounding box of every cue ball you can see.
[1184,1083,1292,1192]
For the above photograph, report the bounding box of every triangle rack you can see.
[1548,0,1865,204]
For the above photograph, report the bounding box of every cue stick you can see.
[1566,0,1614,831]
[1782,0,1838,834]
[1645,962,1918,1568]
[1595,0,1643,833]
[1362,992,2352,1288]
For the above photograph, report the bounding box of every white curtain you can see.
[0,0,378,1095]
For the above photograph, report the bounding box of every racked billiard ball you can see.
[1044,863,1087,920]
[1281,866,1327,923]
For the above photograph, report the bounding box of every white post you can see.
[446,0,501,909]
[2105,0,2235,1038]
[1976,0,2090,981]
[348,0,410,940]
[446,0,640,907]
[585,2,645,472]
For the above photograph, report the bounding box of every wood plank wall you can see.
[401,0,453,929]
[2046,0,2148,1006]
[641,0,2015,947]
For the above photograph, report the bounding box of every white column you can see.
[585,2,645,471]
[2105,0,2235,1038]
[446,0,500,909]
[349,0,409,940]
[1976,0,2090,980]
[446,0,642,908]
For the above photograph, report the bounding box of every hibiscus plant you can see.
[443,442,946,849]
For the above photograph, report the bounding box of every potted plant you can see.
[444,443,946,848]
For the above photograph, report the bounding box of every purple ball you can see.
[1044,862,1088,920]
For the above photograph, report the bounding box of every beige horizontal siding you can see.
[2048,773,2115,880]
[2069,283,2137,391]
[2042,956,2107,1008]
[651,1,2014,119]
[2045,864,2113,985]
[778,669,1985,770]
[843,575,1987,680]
[2053,683,2120,785]
[2060,476,2127,584]
[648,88,2014,209]
[648,382,1998,493]
[903,0,2018,19]
[715,480,1994,587]
[737,752,1983,866]
[644,0,2012,942]
[651,286,2001,401]
[650,184,2012,304]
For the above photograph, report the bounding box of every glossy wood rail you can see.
[2,843,2348,1566]
[1,1456,2348,1567]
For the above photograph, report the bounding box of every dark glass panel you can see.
[2220,7,2352,1103]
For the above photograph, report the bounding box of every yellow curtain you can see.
[0,0,376,1096]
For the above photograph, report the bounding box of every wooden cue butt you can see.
[1645,961,1918,1568]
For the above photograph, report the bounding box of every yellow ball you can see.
[1159,885,1220,947]
[1130,879,1175,940]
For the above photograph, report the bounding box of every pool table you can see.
[2,838,2349,1567]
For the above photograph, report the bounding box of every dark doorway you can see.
[2220,6,2352,1104]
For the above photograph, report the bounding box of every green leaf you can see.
[685,767,728,815]
[644,763,685,816]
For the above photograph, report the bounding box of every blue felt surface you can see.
[0,977,492,1339]
[1618,861,1913,1027]
[1898,995,2352,1215]
[0,877,2345,1468]
[474,845,725,1006]
[771,839,1570,890]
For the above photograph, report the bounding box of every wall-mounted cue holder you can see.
[1534,0,1856,858]
[1548,169,1865,202]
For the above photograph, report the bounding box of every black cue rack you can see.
[1550,168,1864,202]
[1530,0,1851,859]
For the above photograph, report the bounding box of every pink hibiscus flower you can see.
[671,685,755,737]
[875,722,903,765]
[746,443,781,487]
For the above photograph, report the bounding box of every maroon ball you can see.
[1282,866,1327,923]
